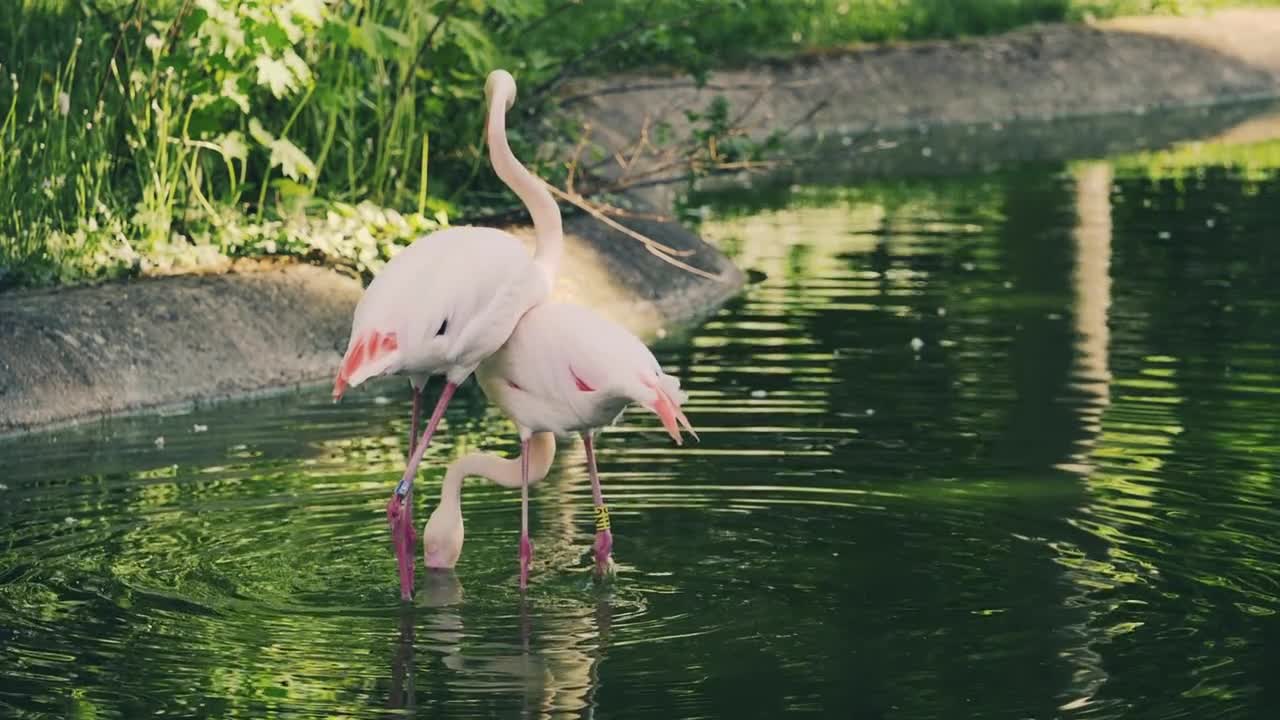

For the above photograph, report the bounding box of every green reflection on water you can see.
[4,108,1280,718]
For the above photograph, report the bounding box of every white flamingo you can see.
[423,303,696,589]
[421,432,557,571]
[332,70,561,600]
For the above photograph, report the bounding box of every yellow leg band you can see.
[594,504,611,532]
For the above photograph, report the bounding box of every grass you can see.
[2,0,1277,290]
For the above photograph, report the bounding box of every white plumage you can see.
[335,226,548,394]
[476,303,693,441]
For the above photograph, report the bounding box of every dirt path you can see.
[1102,9,1280,78]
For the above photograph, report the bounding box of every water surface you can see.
[4,111,1280,718]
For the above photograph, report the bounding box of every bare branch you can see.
[564,123,593,195]
[599,158,779,195]
[594,205,673,222]
[616,114,654,183]
[552,182,724,281]
[639,241,722,281]
[546,183,695,258]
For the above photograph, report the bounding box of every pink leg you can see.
[582,432,613,572]
[388,381,458,601]
[391,381,422,566]
[408,384,423,457]
[519,436,533,591]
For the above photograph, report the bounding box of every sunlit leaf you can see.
[253,53,297,98]
[220,76,249,114]
[194,0,246,58]
[273,11,304,44]
[191,92,219,111]
[285,0,327,26]
[281,49,312,88]
[215,130,248,163]
[269,136,316,181]
[271,177,314,215]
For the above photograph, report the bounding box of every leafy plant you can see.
[3,0,1276,289]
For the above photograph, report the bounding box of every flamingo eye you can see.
[436,319,448,336]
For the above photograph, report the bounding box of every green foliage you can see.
[2,0,1277,289]
[1110,137,1280,181]
[682,96,783,176]
[1,0,468,287]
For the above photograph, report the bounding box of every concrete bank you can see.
[7,9,1280,434]
[0,213,740,435]
[563,9,1280,206]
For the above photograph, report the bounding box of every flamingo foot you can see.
[387,495,416,601]
[519,535,533,591]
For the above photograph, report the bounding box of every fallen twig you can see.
[545,184,692,258]
[544,183,723,282]
[564,123,593,194]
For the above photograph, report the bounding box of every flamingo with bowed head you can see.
[332,70,562,601]
[421,432,556,570]
[423,303,696,589]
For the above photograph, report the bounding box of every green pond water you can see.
[4,111,1280,718]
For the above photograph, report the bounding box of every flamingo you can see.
[422,432,557,570]
[332,69,562,600]
[423,303,696,589]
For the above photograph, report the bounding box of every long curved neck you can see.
[438,432,557,506]
[487,89,562,286]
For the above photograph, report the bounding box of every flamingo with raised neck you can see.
[332,69,563,601]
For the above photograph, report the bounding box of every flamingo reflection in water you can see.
[386,569,614,716]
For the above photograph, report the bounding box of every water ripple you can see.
[6,139,1280,718]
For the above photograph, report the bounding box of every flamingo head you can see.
[422,500,464,570]
[394,311,467,382]
[634,371,698,445]
[484,69,517,111]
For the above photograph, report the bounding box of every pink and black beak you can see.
[645,379,698,445]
